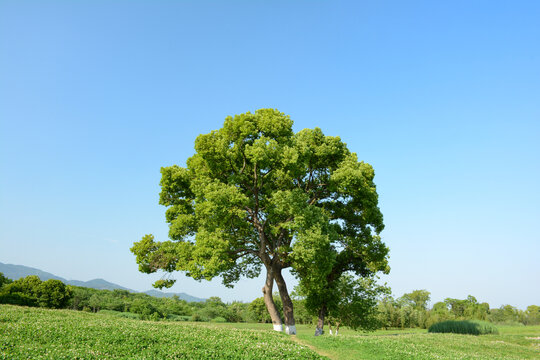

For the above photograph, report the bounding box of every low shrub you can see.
[191,313,206,322]
[98,310,139,320]
[117,312,139,320]
[0,292,37,307]
[493,320,524,327]
[98,309,122,315]
[210,316,227,323]
[428,320,498,335]
[166,314,190,321]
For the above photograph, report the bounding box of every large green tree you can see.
[131,109,387,334]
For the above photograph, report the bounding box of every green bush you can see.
[210,316,227,323]
[98,309,140,320]
[492,320,524,326]
[98,309,122,316]
[36,279,73,308]
[191,313,205,322]
[166,314,191,321]
[0,292,36,307]
[118,312,139,320]
[428,320,498,335]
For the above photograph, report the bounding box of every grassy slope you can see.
[215,322,540,360]
[0,305,323,360]
[293,325,540,360]
[2,305,539,359]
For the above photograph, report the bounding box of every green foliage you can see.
[192,296,230,322]
[0,276,71,309]
[290,297,315,325]
[169,314,191,321]
[3,274,536,333]
[211,316,227,323]
[400,290,431,311]
[0,292,36,307]
[489,304,520,324]
[130,297,162,319]
[324,274,390,332]
[98,309,139,320]
[393,291,434,329]
[36,279,73,308]
[249,295,283,323]
[0,272,12,287]
[524,305,540,325]
[226,301,251,323]
[191,313,204,322]
[428,320,499,335]
[378,293,497,330]
[377,296,402,329]
[131,109,389,329]
[68,285,195,320]
[0,275,42,306]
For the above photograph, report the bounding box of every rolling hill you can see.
[0,261,205,302]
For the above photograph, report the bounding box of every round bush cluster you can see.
[428,320,499,335]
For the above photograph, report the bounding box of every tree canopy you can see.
[131,109,389,334]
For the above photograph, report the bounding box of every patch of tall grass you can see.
[98,309,139,319]
[428,320,499,335]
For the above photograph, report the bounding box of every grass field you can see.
[295,327,540,360]
[0,305,322,359]
[1,305,539,359]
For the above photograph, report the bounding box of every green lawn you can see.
[217,322,540,360]
[1,305,539,359]
[297,325,540,360]
[0,305,322,359]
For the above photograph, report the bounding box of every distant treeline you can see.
[0,272,312,323]
[376,289,540,328]
[1,273,538,327]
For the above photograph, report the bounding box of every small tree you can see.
[0,272,12,288]
[197,296,228,321]
[444,298,468,318]
[249,295,283,323]
[36,279,73,309]
[525,305,540,325]
[325,274,389,335]
[226,301,249,323]
[377,295,401,329]
[400,290,430,311]
[0,275,42,306]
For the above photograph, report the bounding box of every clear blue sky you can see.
[1,0,539,309]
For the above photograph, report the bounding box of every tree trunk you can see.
[335,322,340,336]
[314,304,326,336]
[262,266,283,331]
[273,267,296,334]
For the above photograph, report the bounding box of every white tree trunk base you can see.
[329,329,333,335]
[285,325,297,335]
[273,324,283,332]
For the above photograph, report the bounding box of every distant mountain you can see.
[144,289,205,303]
[66,278,134,292]
[0,262,67,283]
[0,262,205,302]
